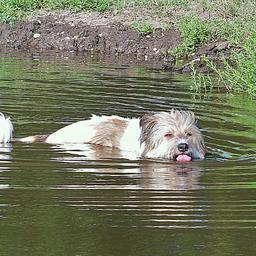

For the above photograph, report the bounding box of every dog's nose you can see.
[178,143,188,152]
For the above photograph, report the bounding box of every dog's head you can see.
[139,110,205,162]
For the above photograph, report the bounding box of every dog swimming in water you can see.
[0,110,205,162]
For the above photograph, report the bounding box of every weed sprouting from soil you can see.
[132,20,154,35]
[169,16,212,57]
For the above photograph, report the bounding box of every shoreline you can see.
[0,10,233,73]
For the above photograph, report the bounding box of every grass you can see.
[190,34,256,98]
[169,16,212,57]
[0,0,114,23]
[165,1,256,97]
[218,33,256,97]
[2,0,256,24]
[132,20,154,35]
[190,58,213,93]
[44,0,112,12]
[170,16,254,57]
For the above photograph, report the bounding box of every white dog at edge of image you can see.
[0,112,13,144]
[0,110,205,163]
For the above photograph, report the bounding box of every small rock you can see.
[215,42,229,51]
[113,10,119,15]
[33,33,41,38]
[181,65,191,73]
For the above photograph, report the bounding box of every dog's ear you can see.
[140,113,158,129]
[195,117,202,129]
[139,113,159,144]
[139,113,158,149]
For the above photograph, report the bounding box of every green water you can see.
[0,52,256,256]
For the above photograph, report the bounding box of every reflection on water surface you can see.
[0,52,256,255]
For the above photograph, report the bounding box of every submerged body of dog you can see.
[0,110,205,162]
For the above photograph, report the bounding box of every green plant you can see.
[132,19,154,35]
[162,22,171,31]
[190,34,256,97]
[189,58,214,93]
[0,0,113,23]
[170,16,212,57]
[0,0,40,23]
[219,33,256,97]
[44,0,112,12]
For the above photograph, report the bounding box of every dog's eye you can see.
[187,132,192,137]
[164,133,173,139]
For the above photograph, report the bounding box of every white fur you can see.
[119,118,141,153]
[141,140,170,159]
[0,113,13,143]
[46,115,131,144]
[43,116,139,154]
[46,120,96,143]
[45,116,143,156]
[18,136,40,143]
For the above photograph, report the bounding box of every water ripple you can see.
[0,53,255,233]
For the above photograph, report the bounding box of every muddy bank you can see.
[0,11,232,72]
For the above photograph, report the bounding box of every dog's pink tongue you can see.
[176,155,192,162]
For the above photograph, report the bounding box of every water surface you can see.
[0,52,256,256]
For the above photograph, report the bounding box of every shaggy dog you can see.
[0,110,205,162]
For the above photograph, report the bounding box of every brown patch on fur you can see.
[31,135,49,142]
[90,118,128,148]
[139,113,159,156]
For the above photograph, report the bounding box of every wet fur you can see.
[0,110,205,160]
[139,110,205,159]
[90,118,128,147]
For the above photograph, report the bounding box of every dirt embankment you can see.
[0,10,232,72]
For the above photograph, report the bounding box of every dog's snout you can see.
[178,143,188,152]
